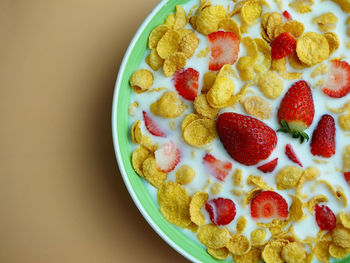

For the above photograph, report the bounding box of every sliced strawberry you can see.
[208,31,240,71]
[322,60,350,98]
[285,144,303,167]
[173,68,199,101]
[270,32,296,60]
[154,141,180,172]
[142,111,166,137]
[282,10,292,20]
[344,172,350,186]
[205,198,236,226]
[203,153,232,182]
[250,191,288,220]
[310,114,336,158]
[257,158,278,173]
[315,204,336,231]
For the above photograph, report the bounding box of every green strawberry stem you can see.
[277,119,309,144]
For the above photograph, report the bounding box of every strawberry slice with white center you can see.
[208,31,240,71]
[205,198,236,226]
[173,68,199,101]
[155,141,180,172]
[250,191,288,220]
[322,60,350,98]
[143,111,165,137]
[203,153,232,182]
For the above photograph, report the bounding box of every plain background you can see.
[1,0,188,262]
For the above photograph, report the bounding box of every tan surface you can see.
[1,0,188,262]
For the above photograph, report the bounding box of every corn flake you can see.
[311,63,328,78]
[243,96,272,119]
[324,32,340,55]
[183,119,217,147]
[314,240,331,263]
[197,224,230,249]
[146,49,164,71]
[156,30,181,59]
[142,156,167,188]
[233,168,243,187]
[176,165,195,185]
[288,52,307,70]
[130,69,154,93]
[289,0,314,13]
[289,195,305,222]
[332,225,350,248]
[247,175,274,190]
[274,20,305,38]
[219,18,242,40]
[150,91,185,118]
[189,191,208,226]
[243,187,263,207]
[251,229,267,244]
[128,101,139,117]
[179,30,199,58]
[313,12,338,32]
[266,12,282,40]
[148,25,169,50]
[307,195,329,214]
[132,146,152,177]
[236,216,247,234]
[163,52,187,77]
[181,113,201,131]
[232,248,261,263]
[339,211,350,229]
[282,242,306,263]
[343,145,350,172]
[194,94,220,119]
[262,240,287,263]
[226,234,251,255]
[331,0,350,13]
[257,70,284,99]
[241,0,263,24]
[329,243,350,258]
[202,71,217,93]
[296,32,329,66]
[210,182,222,195]
[276,166,303,190]
[207,247,230,260]
[207,76,235,108]
[195,5,227,35]
[174,6,187,30]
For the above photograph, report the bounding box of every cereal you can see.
[331,0,350,13]
[174,6,187,30]
[274,21,305,38]
[236,216,247,234]
[226,234,251,255]
[339,211,350,228]
[288,52,307,70]
[189,191,208,226]
[181,113,201,131]
[262,240,287,263]
[130,69,154,93]
[148,25,169,50]
[314,240,331,262]
[197,47,210,58]
[242,187,263,207]
[128,101,139,117]
[207,247,230,260]
[131,146,152,177]
[194,5,227,35]
[183,119,217,147]
[163,52,187,77]
[313,12,338,32]
[282,242,306,263]
[343,145,350,172]
[266,12,282,40]
[176,165,195,185]
[233,168,243,187]
[150,91,185,118]
[231,189,247,196]
[219,18,242,40]
[210,182,222,195]
[146,49,164,71]
[247,175,274,190]
[164,14,175,28]
[296,32,329,66]
[142,155,167,188]
[329,243,350,258]
[311,63,328,78]
[206,76,235,108]
[289,195,305,222]
[241,0,263,24]
[276,166,303,190]
[232,248,261,263]
[193,94,220,119]
[332,225,350,248]
[130,121,142,144]
[289,0,313,13]
[156,30,181,59]
[336,186,348,207]
[157,181,191,227]
[303,166,320,181]
[243,96,272,119]
[197,224,230,249]
[324,32,340,55]
[251,229,267,244]
[254,38,272,72]
[306,195,329,214]
[179,30,199,58]
[202,71,216,93]
[257,71,284,99]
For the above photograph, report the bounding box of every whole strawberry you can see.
[217,112,277,166]
[277,80,315,143]
[270,32,296,60]
[310,114,336,158]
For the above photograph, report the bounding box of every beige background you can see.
[1,0,188,262]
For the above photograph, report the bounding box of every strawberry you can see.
[277,80,315,143]
[143,111,166,137]
[322,60,350,98]
[250,191,288,220]
[285,144,302,167]
[282,10,292,20]
[315,204,336,231]
[257,158,278,173]
[310,114,336,158]
[270,32,296,60]
[154,141,180,172]
[344,172,350,186]
[173,68,199,101]
[205,198,236,226]
[217,112,277,166]
[208,31,240,71]
[203,154,232,182]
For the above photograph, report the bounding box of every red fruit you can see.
[285,144,302,167]
[203,154,232,182]
[250,191,288,220]
[344,172,350,186]
[155,141,180,172]
[322,60,350,98]
[143,111,165,137]
[257,158,278,173]
[315,204,336,231]
[208,31,240,71]
[205,198,236,226]
[310,114,336,158]
[270,32,296,60]
[173,68,199,101]
[217,112,277,166]
[282,10,292,20]
[277,80,315,143]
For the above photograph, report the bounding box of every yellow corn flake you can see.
[186,222,199,233]
[314,240,331,263]
[288,52,307,70]
[148,25,169,50]
[226,234,251,255]
[197,224,230,249]
[207,76,235,108]
[189,191,208,226]
[261,25,272,43]
[233,168,243,187]
[247,175,274,190]
[231,189,247,196]
[251,229,267,244]
[238,65,256,81]
[142,155,167,188]
[346,16,350,25]
[210,182,223,195]
[197,47,210,58]
[311,63,328,78]
[254,38,272,72]
[331,0,350,13]
[311,180,337,198]
[289,0,313,13]
[207,247,230,260]
[130,69,154,93]
[156,30,181,59]
[179,30,199,58]
[194,94,220,119]
[243,187,263,207]
[339,211,350,229]
[147,87,167,93]
[343,145,350,172]
[236,216,247,234]
[168,120,176,131]
[157,181,191,227]
[266,12,283,40]
[313,12,338,31]
[181,113,201,132]
[336,186,348,207]
[276,166,303,190]
[324,32,340,55]
[274,20,305,38]
[303,166,320,181]
[241,0,263,24]
[313,157,327,163]
[176,165,195,185]
[128,101,139,117]
[329,243,350,258]
[296,32,329,66]
[130,121,142,144]
[202,71,216,93]
[232,248,261,263]
[173,6,186,30]
[194,5,227,35]
[243,36,259,59]
[282,242,306,263]
[332,224,350,248]
[262,240,288,263]
[219,18,242,40]
[243,96,272,120]
[131,146,152,177]
[202,178,211,190]
[164,13,176,28]
[217,64,237,78]
[163,52,187,77]
[289,195,305,222]
[150,91,185,118]
[339,114,350,131]
[306,195,329,214]
[146,49,164,71]
[183,119,217,147]
[257,70,284,99]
